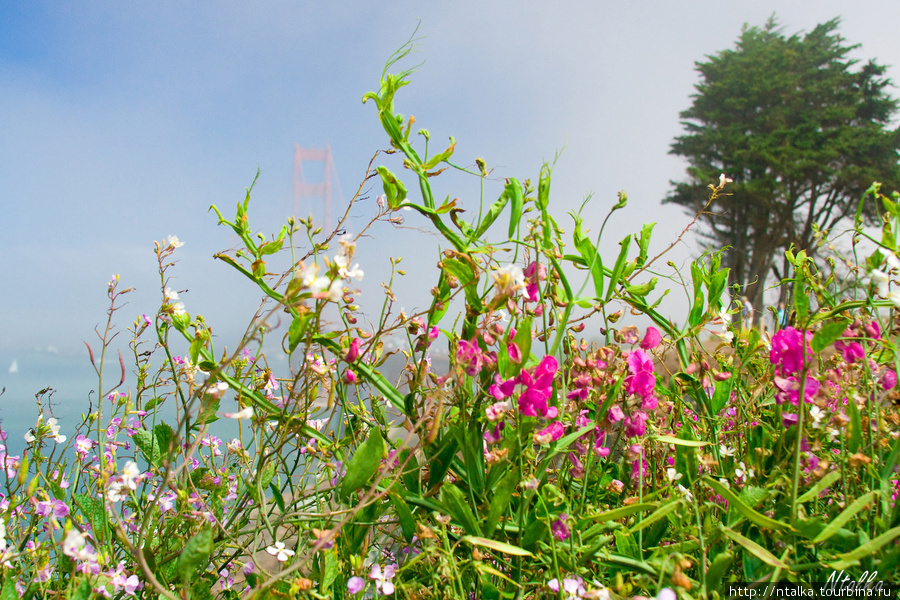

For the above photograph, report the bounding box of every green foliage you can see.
[667,16,900,313]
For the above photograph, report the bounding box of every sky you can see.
[2,1,899,436]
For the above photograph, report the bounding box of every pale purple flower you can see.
[348,576,366,594]
[369,563,397,596]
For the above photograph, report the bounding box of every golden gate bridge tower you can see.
[292,144,343,233]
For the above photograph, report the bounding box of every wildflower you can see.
[640,326,662,350]
[62,529,96,562]
[456,338,484,376]
[770,327,812,376]
[343,369,359,384]
[534,421,565,445]
[624,411,649,438]
[35,499,69,519]
[369,563,396,596]
[335,253,364,281]
[348,576,366,594]
[524,261,547,302]
[548,575,585,599]
[266,541,295,562]
[208,381,229,399]
[493,265,525,297]
[167,235,184,248]
[735,461,754,481]
[485,401,509,422]
[625,349,656,398]
[344,338,361,362]
[551,514,570,541]
[517,355,559,419]
[882,368,899,390]
[223,406,254,420]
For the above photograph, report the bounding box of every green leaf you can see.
[847,400,862,454]
[131,427,160,468]
[177,525,213,586]
[624,277,657,297]
[376,165,408,208]
[721,526,788,569]
[813,491,879,543]
[812,318,851,353]
[797,470,841,503]
[588,503,658,522]
[340,428,385,498]
[288,313,312,353]
[1,580,21,600]
[321,548,339,594]
[573,215,604,300]
[390,492,417,542]
[614,530,640,558]
[706,550,735,593]
[827,523,900,569]
[629,500,681,533]
[462,536,533,557]
[423,137,456,170]
[635,222,655,267]
[605,234,632,302]
[71,579,93,600]
[473,186,510,239]
[485,468,519,537]
[507,178,524,238]
[651,435,710,448]
[703,477,791,531]
[441,483,482,536]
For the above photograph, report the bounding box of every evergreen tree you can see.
[667,17,900,320]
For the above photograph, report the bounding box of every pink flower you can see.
[343,369,358,384]
[344,338,361,363]
[770,327,812,376]
[625,349,656,398]
[517,355,559,419]
[551,514,570,541]
[624,411,648,438]
[534,421,565,445]
[507,342,523,364]
[640,326,662,350]
[524,261,547,302]
[608,405,625,422]
[348,576,366,594]
[457,338,484,376]
[883,369,898,390]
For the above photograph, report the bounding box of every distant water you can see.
[0,350,100,457]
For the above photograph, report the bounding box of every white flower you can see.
[718,173,733,187]
[47,418,66,444]
[335,254,364,280]
[0,519,6,552]
[735,461,754,481]
[677,483,694,502]
[666,468,682,482]
[266,541,294,562]
[325,280,344,302]
[167,235,185,248]
[493,265,525,297]
[223,407,254,420]
[719,444,735,458]
[24,430,35,443]
[122,461,141,491]
[164,287,180,302]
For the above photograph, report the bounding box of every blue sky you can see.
[2,1,899,434]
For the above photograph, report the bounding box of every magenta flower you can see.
[517,356,559,418]
[770,327,812,375]
[457,338,484,376]
[534,421,565,444]
[835,331,865,363]
[507,341,523,364]
[344,338,361,363]
[883,369,898,390]
[624,411,649,438]
[550,514,570,541]
[625,349,656,398]
[608,405,625,422]
[640,326,662,350]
